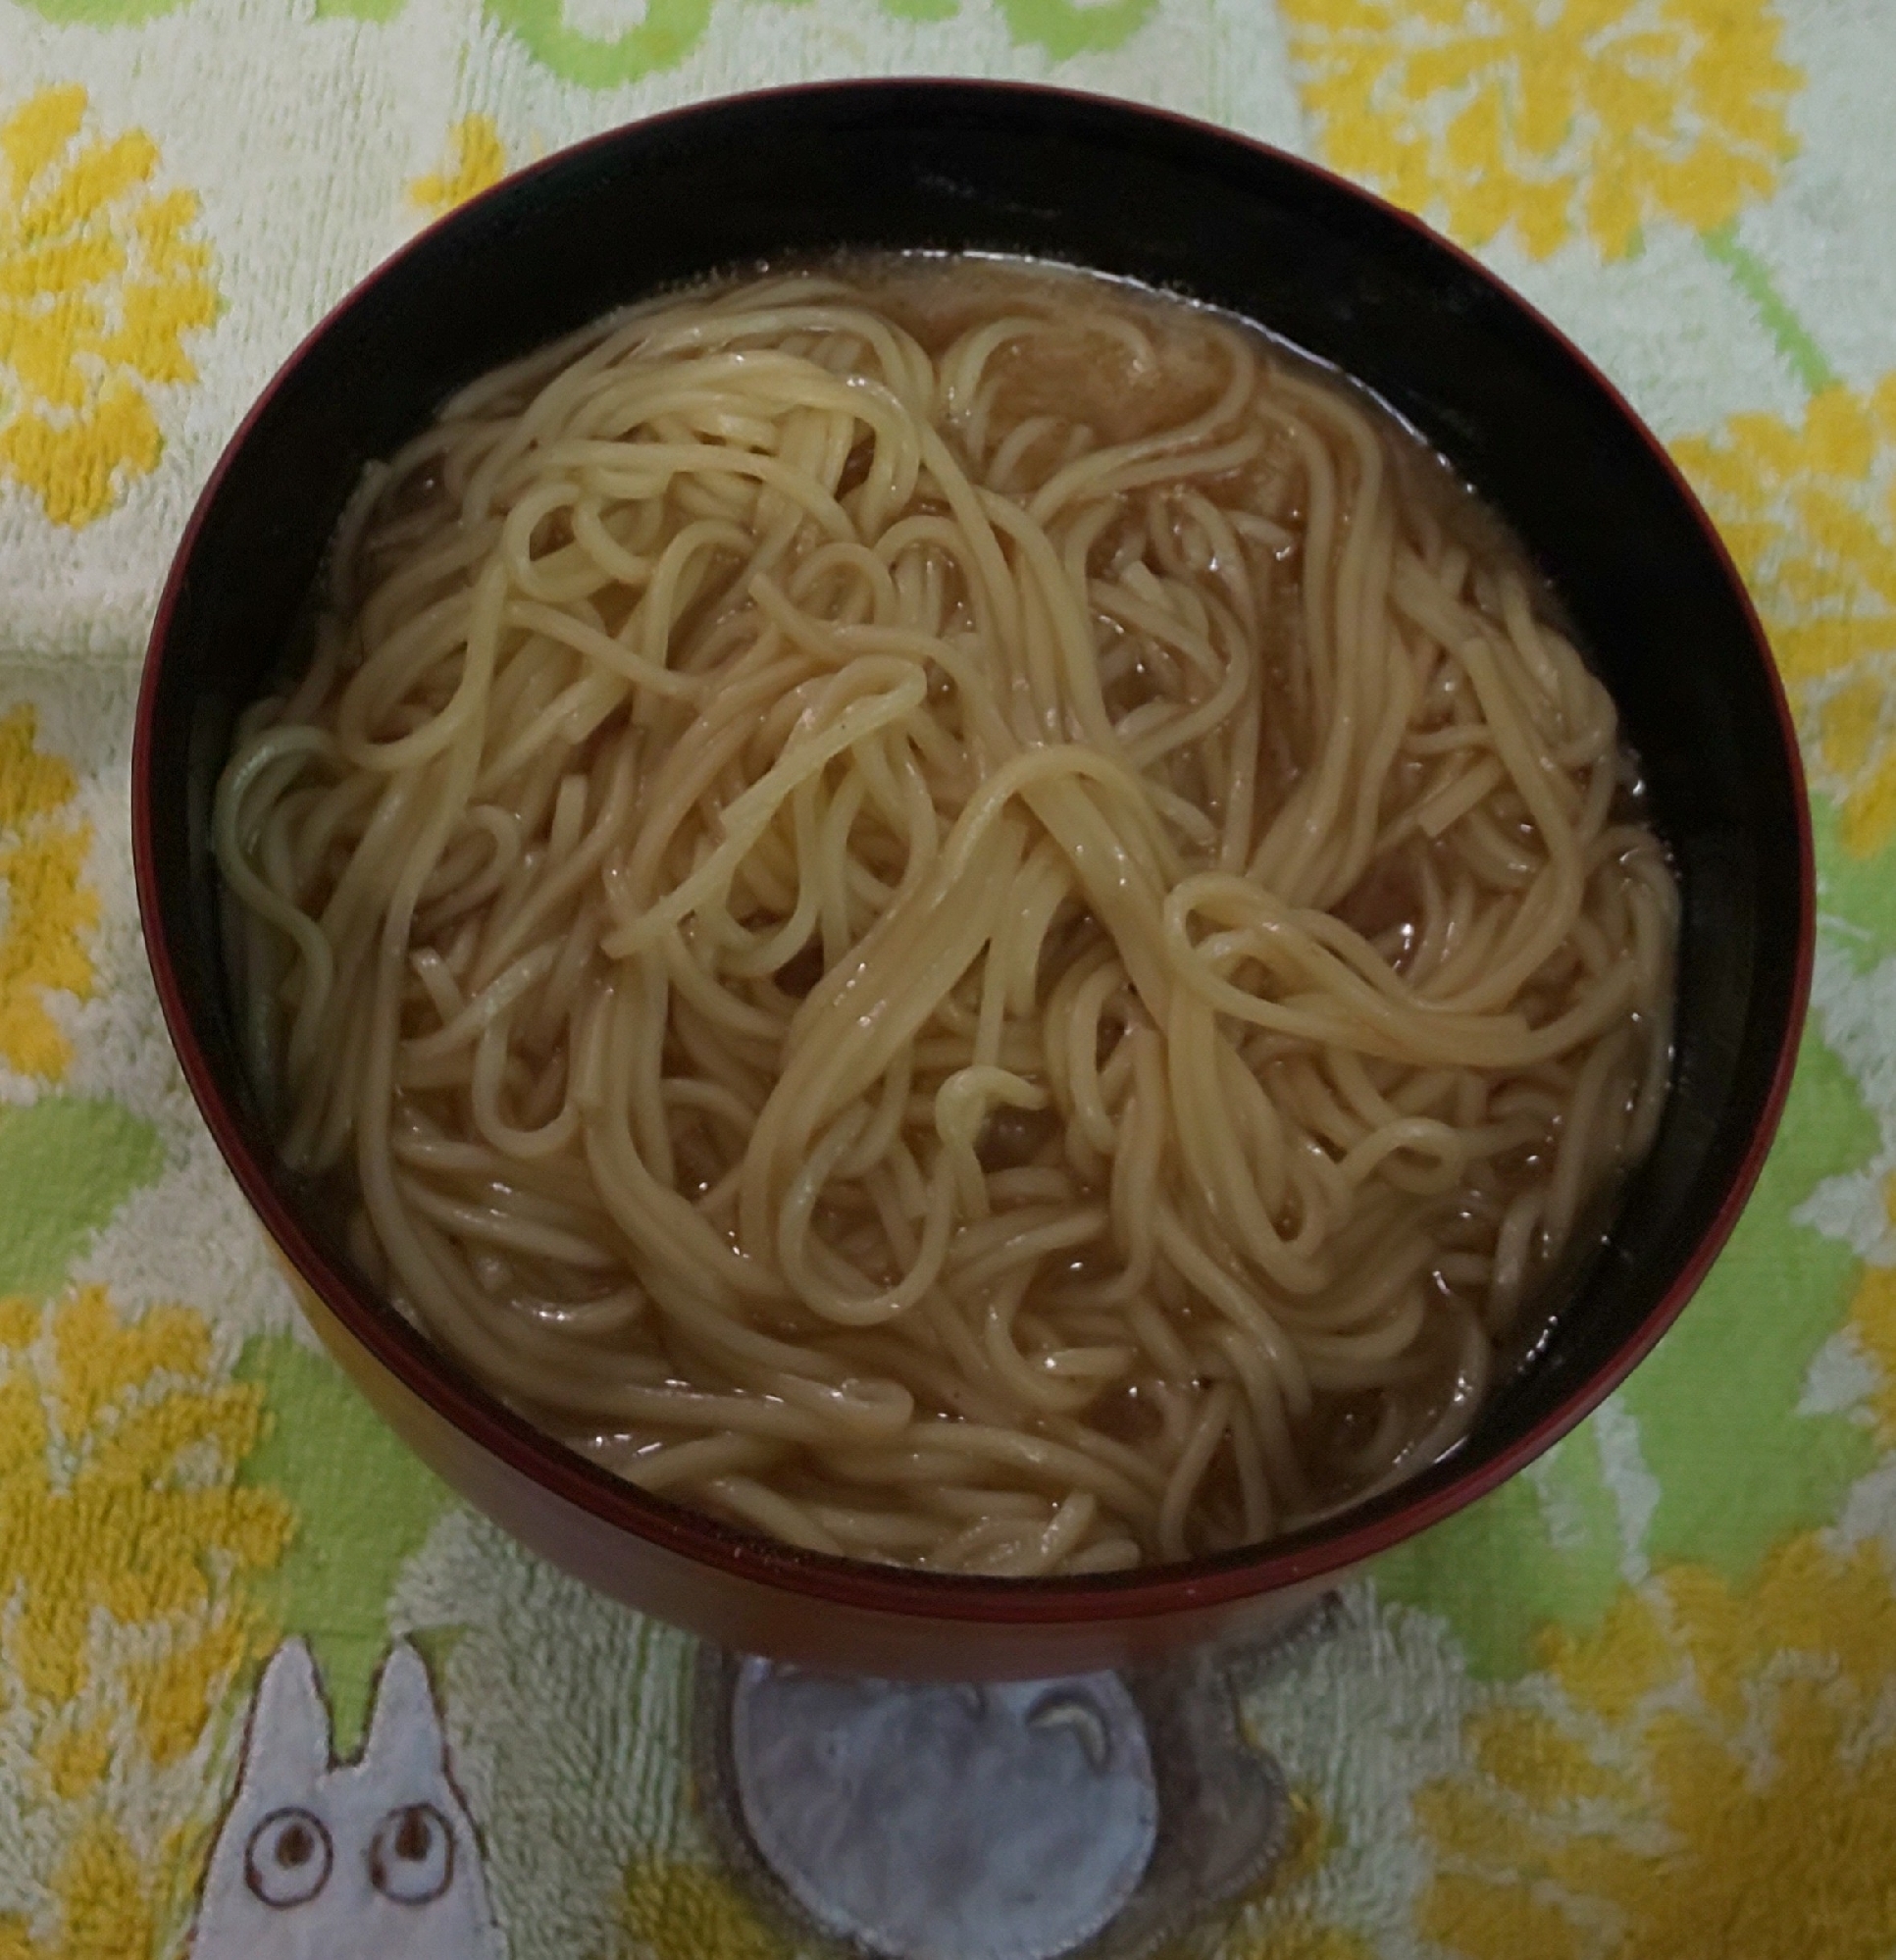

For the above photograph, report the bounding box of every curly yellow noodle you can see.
[215,258,1675,1573]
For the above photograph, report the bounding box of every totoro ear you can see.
[360,1641,448,1779]
[237,1638,333,1793]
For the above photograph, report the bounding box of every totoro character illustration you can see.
[190,1637,504,1958]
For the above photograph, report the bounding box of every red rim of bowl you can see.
[132,77,1816,1628]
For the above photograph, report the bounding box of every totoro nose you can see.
[1023,1686,1112,1771]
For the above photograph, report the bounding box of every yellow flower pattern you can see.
[0,1285,294,1958]
[1208,1795,1376,1960]
[1239,1930,1371,1960]
[409,115,512,218]
[0,83,218,529]
[0,704,96,1082]
[0,1818,167,1960]
[619,1858,790,1960]
[1414,1533,1896,1959]
[1852,1264,1896,1446]
[1280,0,1801,261]
[1672,378,1896,856]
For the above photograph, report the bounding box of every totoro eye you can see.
[369,1803,455,1905]
[244,1807,333,1907]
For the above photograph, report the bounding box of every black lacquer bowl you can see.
[134,80,1810,1678]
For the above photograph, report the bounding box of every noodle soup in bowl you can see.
[135,81,1809,1680]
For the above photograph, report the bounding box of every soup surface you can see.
[215,255,1677,1574]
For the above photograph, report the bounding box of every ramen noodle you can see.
[214,258,1677,1574]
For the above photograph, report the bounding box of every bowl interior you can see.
[137,80,1808,1615]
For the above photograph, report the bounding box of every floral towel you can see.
[1,2,1893,1956]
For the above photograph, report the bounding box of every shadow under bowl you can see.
[133,79,1811,1679]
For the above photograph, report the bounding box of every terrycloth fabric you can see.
[1,4,1893,1955]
